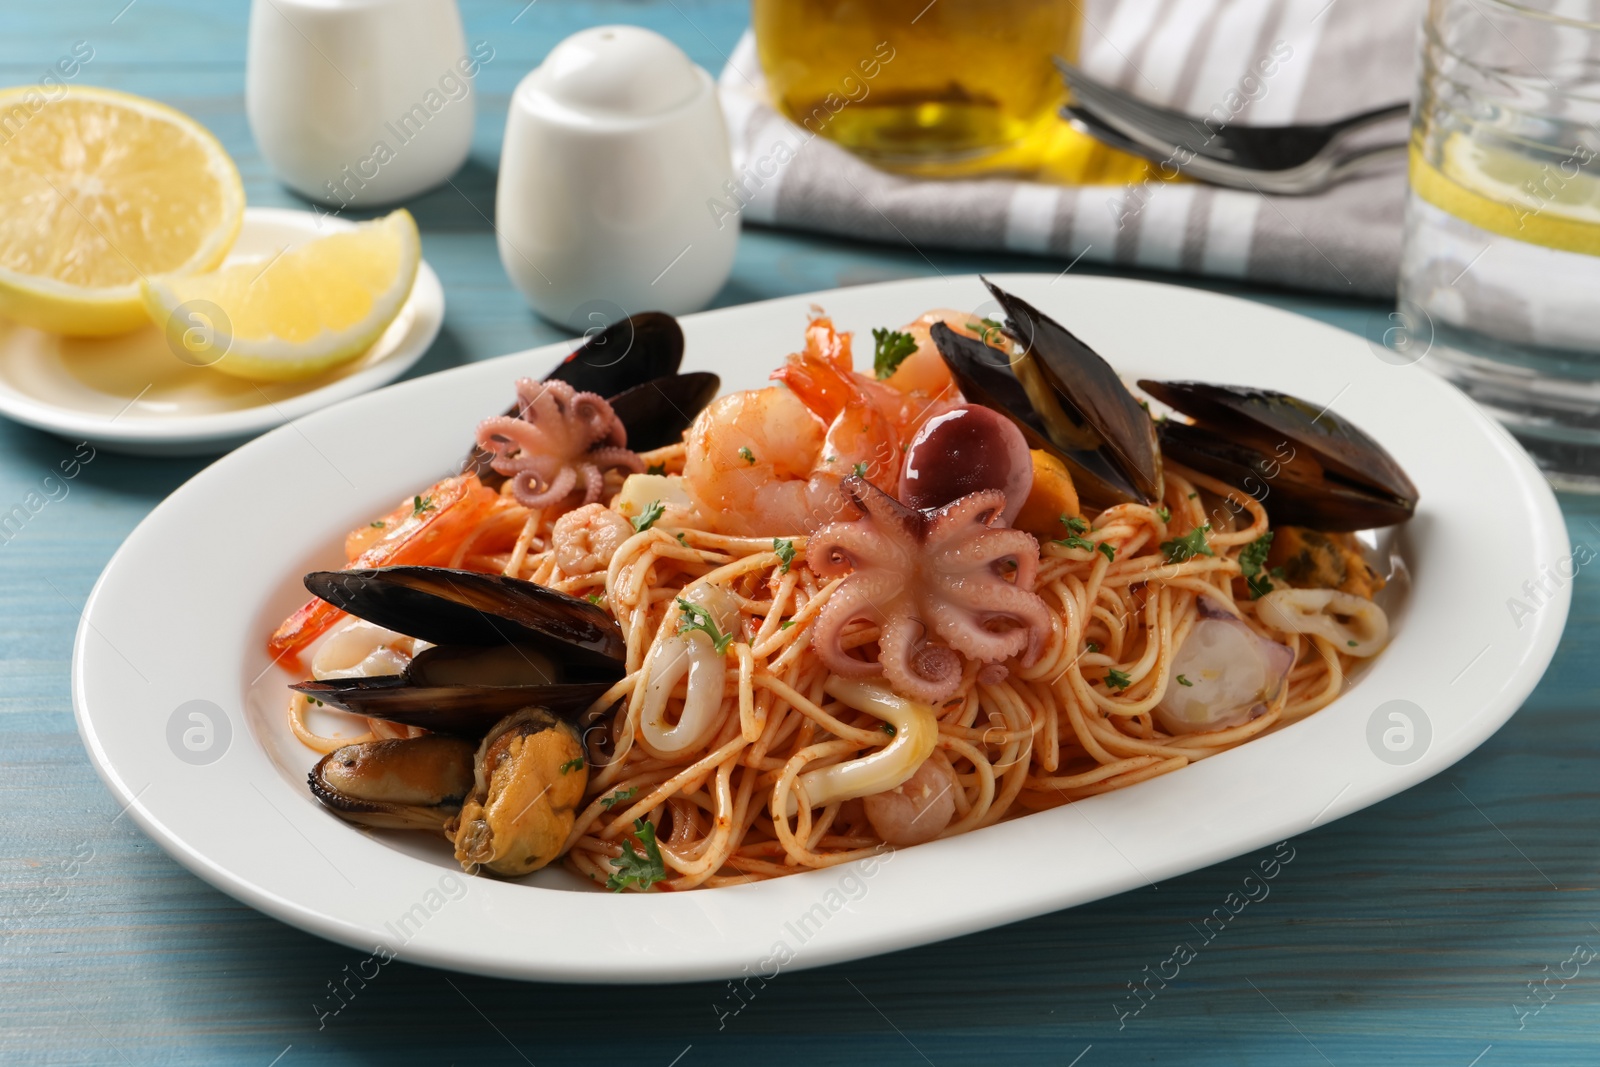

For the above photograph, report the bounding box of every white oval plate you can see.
[0,207,443,457]
[73,274,1569,983]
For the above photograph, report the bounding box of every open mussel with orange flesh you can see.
[1138,381,1418,532]
[309,735,477,831]
[930,279,1162,508]
[295,566,611,877]
[307,708,587,878]
[451,708,588,877]
[291,566,626,735]
[460,311,720,484]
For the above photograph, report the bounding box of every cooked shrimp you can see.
[881,309,968,401]
[863,755,957,846]
[551,502,633,575]
[268,473,502,667]
[816,392,901,492]
[804,313,852,372]
[774,312,962,443]
[681,387,844,536]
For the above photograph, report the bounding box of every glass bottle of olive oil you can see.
[751,0,1082,172]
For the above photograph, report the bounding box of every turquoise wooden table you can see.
[4,3,1598,1064]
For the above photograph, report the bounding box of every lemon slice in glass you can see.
[142,209,422,382]
[0,85,245,336]
[1410,133,1600,256]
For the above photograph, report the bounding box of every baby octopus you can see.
[475,379,643,509]
[806,476,1051,705]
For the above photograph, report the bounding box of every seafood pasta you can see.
[271,281,1414,892]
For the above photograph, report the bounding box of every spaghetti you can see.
[279,299,1402,891]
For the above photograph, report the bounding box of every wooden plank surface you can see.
[2,2,1597,1064]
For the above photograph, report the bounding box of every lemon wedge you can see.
[0,85,245,336]
[1410,134,1600,256]
[142,209,421,382]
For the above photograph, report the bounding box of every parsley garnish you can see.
[774,538,795,574]
[677,598,734,653]
[966,317,1004,345]
[852,461,869,478]
[675,532,688,546]
[1348,640,1358,647]
[1187,492,1198,499]
[606,818,666,892]
[780,620,795,630]
[1061,515,1089,534]
[1086,642,1100,654]
[646,463,666,476]
[1107,668,1132,690]
[1239,531,1275,598]
[585,593,603,605]
[1161,525,1214,563]
[1098,542,1116,563]
[369,520,386,529]
[412,495,435,517]
[601,786,637,810]
[559,757,584,775]
[872,328,918,379]
[738,446,755,464]
[631,500,665,532]
[1177,674,1193,687]
[880,722,896,737]
[1156,506,1171,523]
[1052,534,1095,552]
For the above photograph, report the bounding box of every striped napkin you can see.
[714,0,1421,298]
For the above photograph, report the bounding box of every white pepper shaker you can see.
[495,26,739,330]
[246,0,481,207]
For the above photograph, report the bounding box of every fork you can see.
[1056,60,1409,195]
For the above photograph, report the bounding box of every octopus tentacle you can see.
[842,477,923,540]
[588,446,645,476]
[477,377,641,514]
[810,576,905,680]
[579,463,604,506]
[805,476,1051,701]
[921,489,1009,545]
[569,391,621,441]
[928,529,1042,591]
[806,521,912,578]
[878,615,963,704]
[925,577,1052,666]
[511,464,578,509]
[477,416,553,459]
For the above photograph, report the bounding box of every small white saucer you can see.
[0,206,444,456]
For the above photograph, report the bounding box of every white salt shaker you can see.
[246,0,481,207]
[496,26,739,330]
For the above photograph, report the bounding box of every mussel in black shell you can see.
[291,566,625,734]
[546,310,685,396]
[309,734,476,830]
[460,311,719,484]
[295,566,616,877]
[1139,380,1418,531]
[931,279,1162,508]
[604,370,722,453]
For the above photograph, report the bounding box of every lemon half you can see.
[142,209,421,382]
[1410,133,1600,257]
[0,85,245,335]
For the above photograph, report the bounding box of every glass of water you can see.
[1400,0,1600,490]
